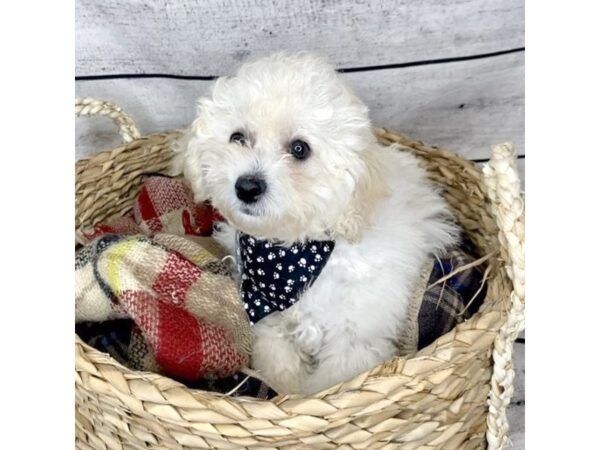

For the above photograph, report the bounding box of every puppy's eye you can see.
[290,140,311,160]
[230,132,246,145]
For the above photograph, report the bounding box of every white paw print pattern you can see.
[239,233,334,324]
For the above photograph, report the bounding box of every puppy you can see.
[174,52,458,395]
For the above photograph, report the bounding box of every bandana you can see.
[237,233,335,324]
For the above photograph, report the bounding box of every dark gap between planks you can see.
[75,47,525,81]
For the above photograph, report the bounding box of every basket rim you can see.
[76,98,524,449]
[76,309,503,404]
[75,127,509,405]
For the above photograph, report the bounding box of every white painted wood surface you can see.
[512,341,525,404]
[76,0,524,76]
[508,401,525,449]
[76,51,524,164]
[75,0,525,170]
[509,342,525,449]
[75,0,524,446]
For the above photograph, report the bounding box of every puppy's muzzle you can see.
[235,175,267,204]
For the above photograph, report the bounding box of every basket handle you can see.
[481,143,525,450]
[75,97,141,143]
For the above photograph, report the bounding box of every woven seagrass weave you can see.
[75,97,524,450]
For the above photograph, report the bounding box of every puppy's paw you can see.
[212,222,238,256]
[295,324,323,357]
[251,313,306,394]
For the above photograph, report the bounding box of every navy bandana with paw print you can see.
[237,233,335,324]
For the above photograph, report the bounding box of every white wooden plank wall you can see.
[75,0,524,446]
[76,0,524,75]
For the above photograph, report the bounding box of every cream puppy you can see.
[174,52,458,395]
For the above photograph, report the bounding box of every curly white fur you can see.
[174,52,458,395]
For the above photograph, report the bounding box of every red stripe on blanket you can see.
[181,209,197,235]
[155,300,205,381]
[120,289,205,380]
[152,252,203,306]
[193,202,223,236]
[136,186,162,232]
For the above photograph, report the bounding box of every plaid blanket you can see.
[77,175,219,244]
[76,175,487,398]
[75,176,252,383]
[398,240,487,355]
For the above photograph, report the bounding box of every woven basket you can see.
[75,97,524,450]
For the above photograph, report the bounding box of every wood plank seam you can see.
[76,47,525,81]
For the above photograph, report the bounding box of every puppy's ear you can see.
[169,116,210,202]
[333,144,389,242]
[169,126,192,177]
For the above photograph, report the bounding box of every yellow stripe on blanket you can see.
[105,238,141,294]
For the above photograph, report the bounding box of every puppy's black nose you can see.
[235,175,267,204]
